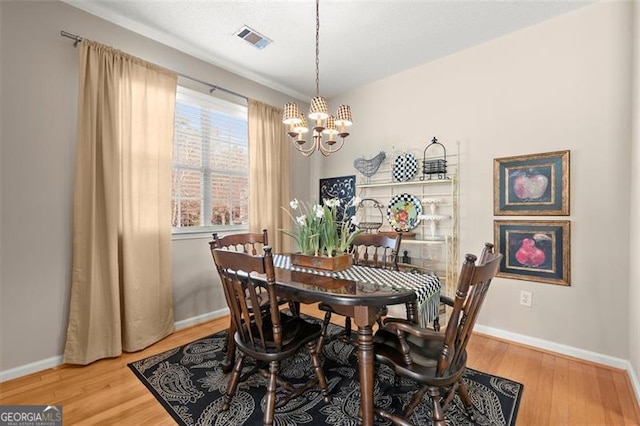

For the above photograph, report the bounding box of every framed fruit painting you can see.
[494,220,570,286]
[494,150,569,215]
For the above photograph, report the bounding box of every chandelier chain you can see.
[315,0,320,97]
[282,0,351,157]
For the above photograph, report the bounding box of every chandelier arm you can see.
[319,137,345,156]
[293,138,319,156]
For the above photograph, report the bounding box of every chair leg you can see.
[457,380,477,422]
[404,385,428,416]
[428,386,446,426]
[376,318,384,330]
[308,340,331,403]
[221,321,236,374]
[394,373,402,388]
[433,316,441,332]
[317,313,330,355]
[344,316,352,338]
[288,301,300,317]
[222,352,245,411]
[263,360,279,426]
[320,310,332,341]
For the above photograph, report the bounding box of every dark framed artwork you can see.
[494,150,569,215]
[494,220,570,286]
[319,175,356,223]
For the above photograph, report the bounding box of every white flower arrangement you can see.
[282,197,362,257]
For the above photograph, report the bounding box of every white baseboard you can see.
[0,308,231,383]
[0,355,64,383]
[474,324,640,407]
[627,361,640,406]
[174,307,230,330]
[2,313,639,405]
[474,324,628,369]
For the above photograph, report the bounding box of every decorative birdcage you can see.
[354,198,385,232]
[420,137,447,180]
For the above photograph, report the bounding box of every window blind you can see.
[172,86,249,231]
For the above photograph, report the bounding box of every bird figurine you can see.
[353,151,386,178]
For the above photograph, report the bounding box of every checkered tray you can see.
[392,153,418,182]
[273,254,441,327]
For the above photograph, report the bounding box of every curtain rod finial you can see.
[61,30,82,47]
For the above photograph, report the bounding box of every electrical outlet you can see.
[520,290,532,307]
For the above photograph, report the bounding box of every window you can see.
[171,86,249,233]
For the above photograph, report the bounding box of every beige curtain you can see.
[64,40,177,365]
[248,99,292,253]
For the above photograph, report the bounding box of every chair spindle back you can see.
[350,233,402,271]
[439,243,502,375]
[212,246,282,351]
[210,229,269,254]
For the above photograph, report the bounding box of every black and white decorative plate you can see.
[392,154,418,182]
[387,193,422,232]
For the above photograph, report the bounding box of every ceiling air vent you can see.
[235,26,272,49]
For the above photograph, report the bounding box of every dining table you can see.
[266,254,442,426]
[216,252,441,425]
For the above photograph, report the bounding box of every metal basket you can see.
[355,198,385,232]
[420,136,447,180]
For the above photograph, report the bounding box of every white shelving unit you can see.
[355,142,459,297]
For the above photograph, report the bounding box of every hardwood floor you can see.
[1,305,639,425]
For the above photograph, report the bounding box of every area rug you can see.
[129,320,523,425]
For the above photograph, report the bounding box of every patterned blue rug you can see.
[128,320,523,425]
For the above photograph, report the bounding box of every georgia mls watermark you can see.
[0,405,62,426]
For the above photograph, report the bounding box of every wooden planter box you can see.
[290,253,352,272]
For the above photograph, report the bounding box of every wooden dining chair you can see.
[210,230,299,373]
[211,229,269,256]
[372,243,503,425]
[350,233,403,269]
[318,232,402,339]
[212,246,330,426]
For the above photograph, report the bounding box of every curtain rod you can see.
[60,30,249,101]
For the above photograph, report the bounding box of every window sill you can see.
[172,225,249,241]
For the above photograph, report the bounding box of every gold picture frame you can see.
[494,220,570,286]
[494,150,569,216]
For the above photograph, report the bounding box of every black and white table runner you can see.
[273,254,441,327]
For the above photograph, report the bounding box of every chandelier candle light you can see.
[282,0,353,157]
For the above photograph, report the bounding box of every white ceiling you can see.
[64,0,593,101]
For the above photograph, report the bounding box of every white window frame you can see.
[171,85,249,236]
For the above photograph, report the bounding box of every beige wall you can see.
[1,0,637,385]
[0,0,310,373]
[630,0,640,396]
[322,2,634,359]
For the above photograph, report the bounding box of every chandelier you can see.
[282,0,353,157]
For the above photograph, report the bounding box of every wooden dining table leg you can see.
[405,300,418,324]
[354,305,379,426]
[356,325,374,425]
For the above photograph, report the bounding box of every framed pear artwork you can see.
[493,150,569,215]
[494,220,570,286]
